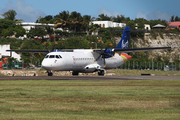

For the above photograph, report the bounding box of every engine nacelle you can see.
[83,64,100,73]
[105,49,115,58]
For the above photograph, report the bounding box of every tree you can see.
[170,15,174,22]
[82,15,91,31]
[1,27,14,38]
[1,9,23,22]
[20,40,45,65]
[54,11,70,30]
[134,18,148,29]
[96,14,111,21]
[127,21,135,29]
[14,25,26,38]
[36,15,54,24]
[45,26,54,41]
[69,11,83,32]
[149,20,163,27]
[174,16,180,21]
[27,27,47,41]
[112,15,125,23]
[0,19,15,37]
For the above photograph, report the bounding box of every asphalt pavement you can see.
[0,75,180,81]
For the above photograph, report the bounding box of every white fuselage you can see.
[41,49,126,73]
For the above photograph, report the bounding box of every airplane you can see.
[7,26,171,76]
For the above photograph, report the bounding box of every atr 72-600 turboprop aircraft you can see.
[7,27,171,76]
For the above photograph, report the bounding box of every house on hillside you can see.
[16,22,55,33]
[89,21,126,35]
[152,24,166,29]
[89,21,126,28]
[144,24,151,30]
[134,24,151,30]
[16,22,64,39]
[168,21,180,30]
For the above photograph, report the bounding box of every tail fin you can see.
[115,26,131,49]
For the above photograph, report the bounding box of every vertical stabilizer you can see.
[115,26,131,49]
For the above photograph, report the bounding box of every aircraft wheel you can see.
[98,70,104,76]
[72,71,79,76]
[48,72,53,76]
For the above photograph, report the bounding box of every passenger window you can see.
[59,55,62,58]
[49,55,55,58]
[45,55,49,58]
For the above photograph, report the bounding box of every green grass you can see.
[0,80,180,120]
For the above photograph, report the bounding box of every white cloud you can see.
[97,8,121,17]
[0,0,46,22]
[136,10,170,21]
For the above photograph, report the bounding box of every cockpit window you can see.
[45,55,49,58]
[45,55,62,59]
[56,55,60,58]
[49,55,55,58]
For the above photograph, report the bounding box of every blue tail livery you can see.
[115,26,130,49]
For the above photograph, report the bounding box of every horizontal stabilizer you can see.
[114,47,171,53]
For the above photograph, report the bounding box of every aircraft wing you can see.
[6,49,49,53]
[114,47,171,53]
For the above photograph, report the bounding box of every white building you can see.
[16,22,63,39]
[0,45,21,61]
[144,24,151,30]
[16,22,55,33]
[89,21,126,28]
[135,24,151,30]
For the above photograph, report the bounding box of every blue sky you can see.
[0,0,180,22]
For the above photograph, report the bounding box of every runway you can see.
[0,75,180,81]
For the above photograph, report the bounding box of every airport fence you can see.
[118,61,180,71]
[1,60,180,71]
[1,59,42,70]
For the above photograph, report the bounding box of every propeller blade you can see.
[103,55,106,68]
[95,54,102,61]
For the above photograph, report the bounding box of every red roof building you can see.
[168,21,180,30]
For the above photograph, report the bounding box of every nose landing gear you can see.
[98,70,105,76]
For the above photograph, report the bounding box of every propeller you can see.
[95,39,114,68]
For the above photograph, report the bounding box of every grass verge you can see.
[0,80,179,120]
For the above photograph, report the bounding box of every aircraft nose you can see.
[41,59,51,70]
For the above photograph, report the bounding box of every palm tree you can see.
[54,11,70,30]
[1,9,23,23]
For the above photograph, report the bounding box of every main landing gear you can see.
[72,71,79,76]
[47,71,53,76]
